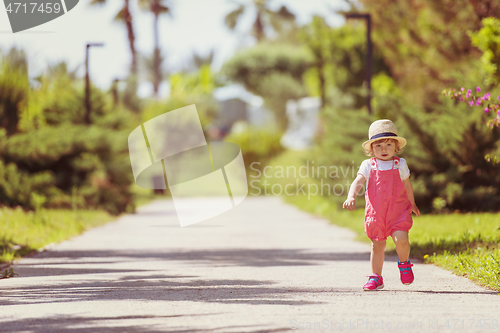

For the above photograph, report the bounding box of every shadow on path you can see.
[0,313,291,333]
[23,248,371,267]
[0,272,342,307]
[0,248,374,308]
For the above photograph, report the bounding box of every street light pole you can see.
[111,78,125,106]
[344,13,372,114]
[85,43,104,124]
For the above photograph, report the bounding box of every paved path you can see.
[0,197,498,332]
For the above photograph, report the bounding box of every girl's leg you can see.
[371,239,386,275]
[392,230,410,262]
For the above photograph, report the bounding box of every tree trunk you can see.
[153,5,160,98]
[124,0,137,76]
[254,11,264,41]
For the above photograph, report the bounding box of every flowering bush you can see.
[443,87,500,165]
[443,86,500,128]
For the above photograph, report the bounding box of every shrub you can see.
[224,127,284,177]
[0,125,134,215]
[0,51,136,215]
[397,97,500,212]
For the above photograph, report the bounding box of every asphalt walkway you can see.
[0,197,498,332]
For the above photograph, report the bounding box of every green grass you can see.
[0,185,168,267]
[268,150,500,291]
[285,194,370,243]
[408,213,500,258]
[0,206,115,264]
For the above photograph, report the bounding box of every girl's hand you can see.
[343,198,356,211]
[412,204,420,217]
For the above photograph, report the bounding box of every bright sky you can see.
[0,0,348,97]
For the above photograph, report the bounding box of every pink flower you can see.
[461,87,465,91]
[477,86,481,92]
[497,95,500,100]
[470,101,474,106]
[459,97,463,101]
[485,108,489,113]
[467,89,472,94]
[476,99,481,105]
[485,93,491,99]
[498,110,500,117]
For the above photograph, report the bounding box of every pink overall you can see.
[364,157,413,241]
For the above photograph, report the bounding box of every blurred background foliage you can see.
[307,0,500,213]
[141,64,219,128]
[1,0,500,216]
[469,16,500,85]
[0,49,137,215]
[224,126,283,179]
[221,43,313,130]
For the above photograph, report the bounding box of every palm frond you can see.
[275,5,295,21]
[90,0,106,5]
[157,4,171,15]
[266,5,296,35]
[138,0,149,10]
[139,0,171,16]
[113,7,126,23]
[224,4,245,30]
[191,49,215,69]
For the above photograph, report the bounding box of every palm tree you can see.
[189,49,215,71]
[224,0,296,42]
[90,0,138,76]
[139,0,171,98]
[91,0,140,111]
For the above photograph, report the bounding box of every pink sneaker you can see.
[363,274,384,291]
[398,261,414,285]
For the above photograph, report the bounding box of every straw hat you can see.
[362,119,407,151]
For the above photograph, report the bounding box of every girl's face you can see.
[372,139,396,161]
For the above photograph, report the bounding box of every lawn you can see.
[0,184,165,266]
[0,207,115,264]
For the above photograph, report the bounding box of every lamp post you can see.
[85,43,104,124]
[344,13,372,114]
[111,78,126,106]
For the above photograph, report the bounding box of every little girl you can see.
[343,119,420,291]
